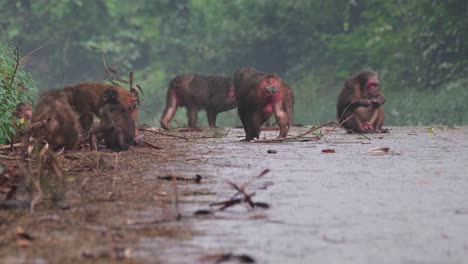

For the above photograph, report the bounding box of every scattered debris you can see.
[297,136,320,142]
[194,209,214,216]
[200,253,255,263]
[454,209,468,215]
[142,140,163,149]
[254,116,371,143]
[140,128,189,140]
[368,147,390,155]
[16,227,34,247]
[368,147,400,156]
[210,169,270,211]
[158,174,202,184]
[0,165,20,200]
[321,149,336,153]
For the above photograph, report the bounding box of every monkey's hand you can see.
[371,96,385,106]
[357,99,372,107]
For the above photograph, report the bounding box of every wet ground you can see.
[2,126,468,264]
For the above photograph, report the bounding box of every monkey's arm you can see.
[371,95,385,106]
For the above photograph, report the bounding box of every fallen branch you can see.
[140,128,189,141]
[254,115,370,143]
[158,174,201,183]
[0,143,22,150]
[0,154,21,160]
[210,169,270,211]
[142,140,163,149]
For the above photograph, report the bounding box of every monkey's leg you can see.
[111,127,127,151]
[373,107,388,133]
[207,110,217,128]
[246,111,264,140]
[160,90,178,130]
[187,107,199,129]
[80,113,94,134]
[273,103,289,138]
[345,106,374,133]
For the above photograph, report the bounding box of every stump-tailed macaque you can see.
[61,82,140,133]
[233,67,294,140]
[11,103,32,142]
[160,75,236,130]
[31,90,81,150]
[89,89,135,151]
[336,70,388,133]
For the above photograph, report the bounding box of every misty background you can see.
[1,0,467,127]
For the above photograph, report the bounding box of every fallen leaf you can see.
[368,147,391,155]
[428,127,434,133]
[417,180,431,185]
[321,149,336,153]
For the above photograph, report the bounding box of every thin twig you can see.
[0,143,22,150]
[254,115,370,143]
[9,42,20,87]
[0,154,20,160]
[140,128,189,140]
[142,140,163,149]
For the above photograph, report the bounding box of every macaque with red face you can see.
[89,89,135,151]
[160,75,236,130]
[234,67,294,140]
[61,82,140,134]
[336,70,387,133]
[10,102,32,144]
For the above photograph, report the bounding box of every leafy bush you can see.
[0,43,37,144]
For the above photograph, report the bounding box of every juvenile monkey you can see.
[336,70,388,133]
[31,90,82,150]
[89,89,135,151]
[11,102,32,141]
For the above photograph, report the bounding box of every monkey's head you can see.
[102,89,119,104]
[13,102,32,120]
[357,70,379,96]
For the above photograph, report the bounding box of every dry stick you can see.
[0,143,22,150]
[254,115,370,143]
[8,43,20,86]
[140,128,189,141]
[0,154,20,160]
[142,139,163,149]
[129,72,133,91]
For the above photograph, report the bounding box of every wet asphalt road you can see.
[140,126,468,264]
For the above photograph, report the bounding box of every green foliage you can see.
[0,0,467,127]
[0,43,37,144]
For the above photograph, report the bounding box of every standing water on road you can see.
[136,126,468,264]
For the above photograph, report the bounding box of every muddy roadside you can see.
[1,125,468,264]
[0,128,219,264]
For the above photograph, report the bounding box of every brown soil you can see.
[0,128,217,264]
